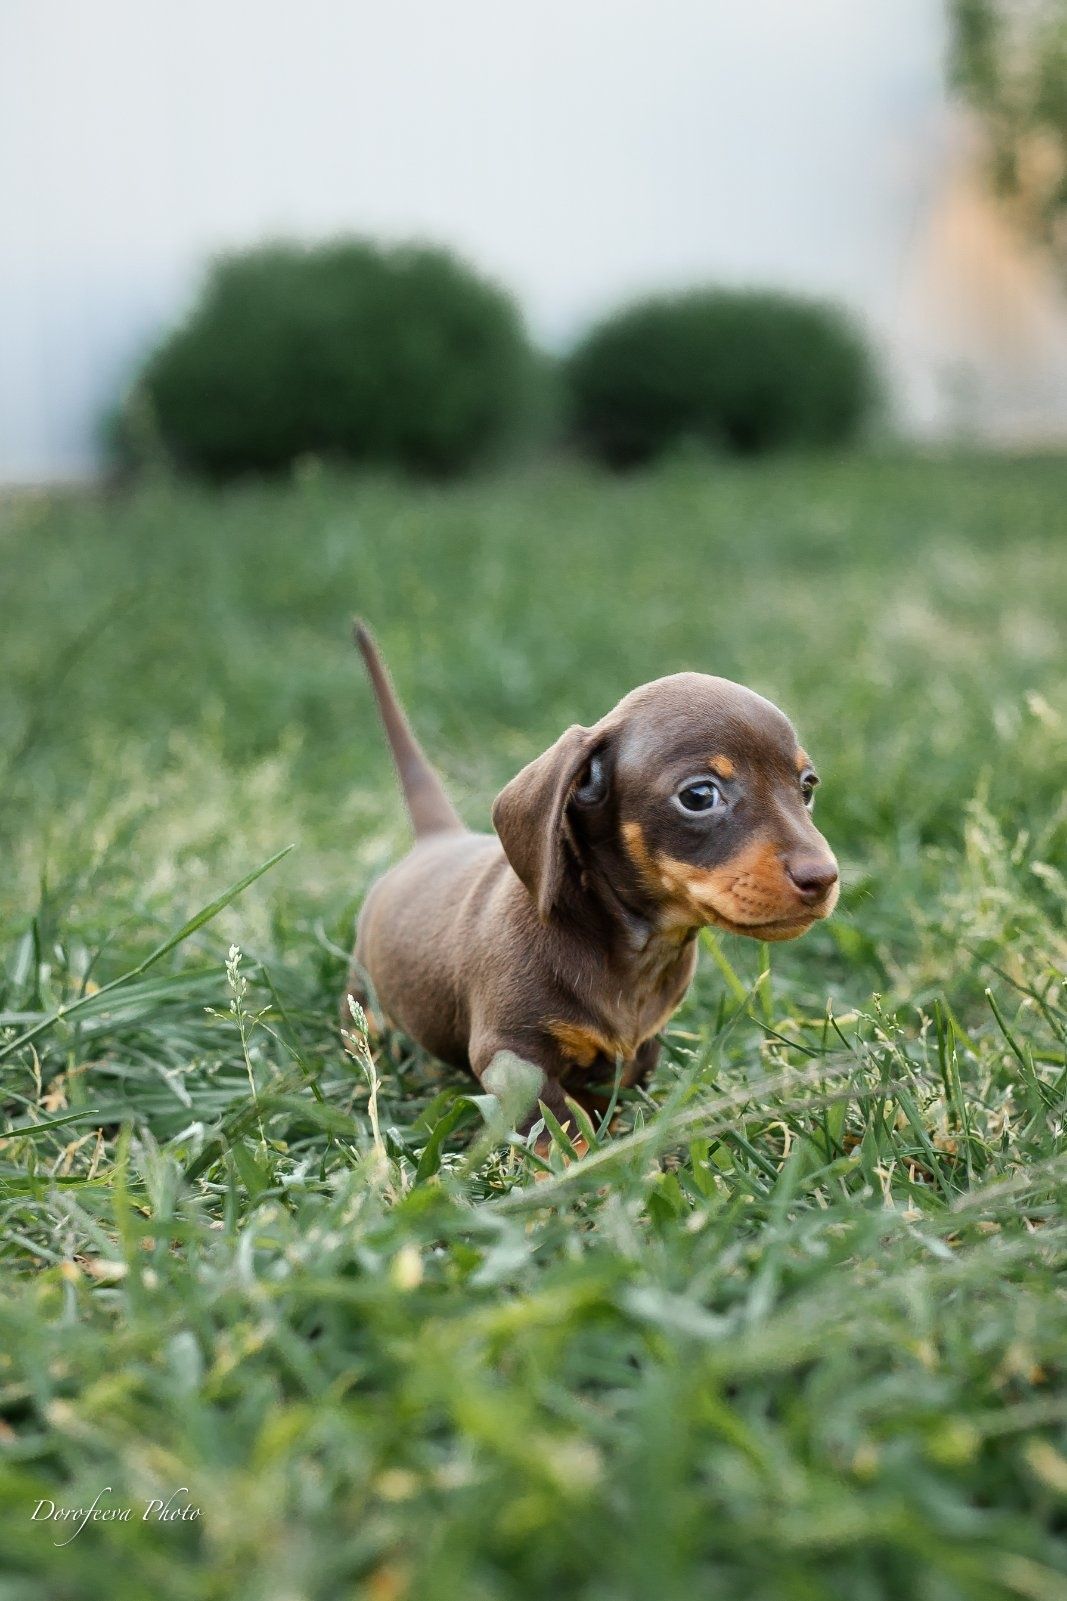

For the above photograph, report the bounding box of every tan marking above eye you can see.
[795,749,812,774]
[709,754,736,780]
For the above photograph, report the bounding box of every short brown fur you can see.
[345,623,839,1139]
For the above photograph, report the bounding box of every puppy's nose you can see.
[784,853,839,902]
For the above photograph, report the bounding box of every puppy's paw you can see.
[532,1130,590,1179]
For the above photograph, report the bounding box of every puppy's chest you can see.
[550,941,697,1068]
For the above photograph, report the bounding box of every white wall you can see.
[3,0,1067,481]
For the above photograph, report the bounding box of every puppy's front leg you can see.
[473,1039,581,1143]
[624,1035,662,1090]
[562,1036,662,1127]
[516,1074,579,1144]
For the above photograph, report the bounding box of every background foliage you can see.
[116,239,882,481]
[1,455,1066,1599]
[950,0,1067,273]
[565,289,877,466]
[118,241,540,478]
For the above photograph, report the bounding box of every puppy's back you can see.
[356,832,509,1065]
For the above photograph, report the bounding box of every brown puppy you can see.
[345,622,838,1137]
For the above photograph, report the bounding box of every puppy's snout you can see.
[784,852,839,903]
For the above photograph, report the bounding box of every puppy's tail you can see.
[353,620,464,838]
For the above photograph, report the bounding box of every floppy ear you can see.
[491,724,606,921]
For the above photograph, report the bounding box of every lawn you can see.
[1,453,1066,1601]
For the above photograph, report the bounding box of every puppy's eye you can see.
[675,780,724,814]
[800,770,819,808]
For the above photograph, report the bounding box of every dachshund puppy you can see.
[345,623,838,1137]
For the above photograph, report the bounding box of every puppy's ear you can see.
[491,725,606,920]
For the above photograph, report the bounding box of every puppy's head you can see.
[492,672,838,940]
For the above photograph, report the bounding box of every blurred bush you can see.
[566,288,878,466]
[118,240,540,477]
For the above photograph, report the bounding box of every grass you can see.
[0,452,1066,1601]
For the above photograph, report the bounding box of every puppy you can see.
[345,623,838,1138]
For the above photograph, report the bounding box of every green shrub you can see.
[120,240,539,477]
[566,288,878,466]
